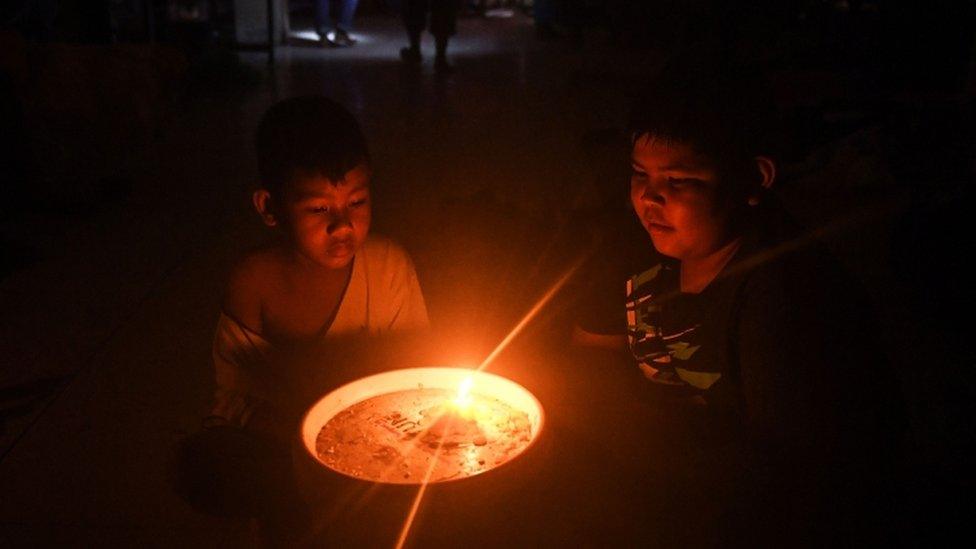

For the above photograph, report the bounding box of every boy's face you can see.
[630,137,737,261]
[277,164,371,269]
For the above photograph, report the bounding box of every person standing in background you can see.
[316,0,360,47]
[399,0,460,74]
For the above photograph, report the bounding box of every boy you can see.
[209,95,428,433]
[574,62,903,540]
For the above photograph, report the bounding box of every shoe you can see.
[400,47,421,65]
[434,57,454,74]
[335,29,357,46]
[320,31,340,48]
[328,30,352,47]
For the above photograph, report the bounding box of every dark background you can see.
[1,0,974,545]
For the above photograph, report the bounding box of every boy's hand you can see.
[638,362,685,386]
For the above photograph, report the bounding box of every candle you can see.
[422,377,489,447]
[305,368,543,485]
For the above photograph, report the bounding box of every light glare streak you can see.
[393,256,586,548]
[476,256,586,374]
[393,415,455,549]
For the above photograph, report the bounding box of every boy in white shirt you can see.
[209,95,428,433]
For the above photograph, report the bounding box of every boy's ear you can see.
[252,189,277,226]
[748,156,776,206]
[755,156,776,189]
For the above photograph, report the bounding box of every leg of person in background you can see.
[434,35,452,73]
[315,0,338,46]
[400,0,427,64]
[431,0,460,73]
[334,0,361,46]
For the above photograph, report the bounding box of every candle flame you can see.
[453,376,474,408]
[395,257,585,549]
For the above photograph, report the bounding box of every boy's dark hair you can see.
[255,95,370,192]
[629,58,781,187]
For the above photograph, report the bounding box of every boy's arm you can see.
[572,255,629,351]
[736,266,841,447]
[734,256,892,460]
[729,258,902,523]
[222,255,265,336]
[571,325,627,350]
[211,315,264,427]
[210,257,269,428]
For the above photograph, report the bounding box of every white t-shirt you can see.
[210,235,428,426]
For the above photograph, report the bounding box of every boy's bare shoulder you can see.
[223,246,286,330]
[228,247,285,286]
